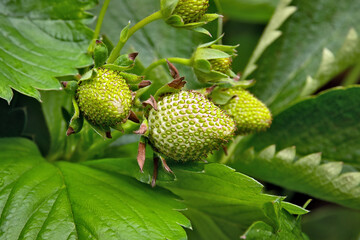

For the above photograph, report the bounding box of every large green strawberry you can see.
[76,67,132,129]
[173,0,209,24]
[147,90,235,161]
[221,87,272,135]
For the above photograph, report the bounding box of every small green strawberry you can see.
[191,39,238,84]
[220,87,272,135]
[209,57,232,74]
[76,67,132,129]
[161,0,218,34]
[147,90,235,161]
[173,0,209,24]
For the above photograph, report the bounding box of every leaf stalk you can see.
[107,10,164,63]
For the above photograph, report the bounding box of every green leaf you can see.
[85,158,308,237]
[246,0,360,113]
[302,206,360,240]
[0,138,190,240]
[219,0,280,23]
[229,144,360,210]
[242,201,308,239]
[0,0,96,103]
[244,86,360,165]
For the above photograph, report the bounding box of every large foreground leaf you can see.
[0,138,190,240]
[245,0,360,113]
[85,158,307,239]
[0,0,96,103]
[245,86,360,165]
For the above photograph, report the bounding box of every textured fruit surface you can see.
[76,68,132,128]
[209,57,232,73]
[173,0,209,24]
[221,88,272,135]
[148,91,235,161]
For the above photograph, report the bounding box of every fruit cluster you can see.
[63,0,272,184]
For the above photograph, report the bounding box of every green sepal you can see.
[89,123,110,139]
[165,15,183,26]
[62,81,78,94]
[209,83,257,105]
[78,69,97,83]
[129,81,151,91]
[211,44,239,55]
[192,27,212,36]
[210,87,235,105]
[154,85,180,101]
[199,35,224,48]
[134,85,151,98]
[120,21,131,42]
[193,59,211,73]
[68,98,84,134]
[153,78,186,101]
[200,13,220,23]
[68,112,84,134]
[94,40,108,68]
[160,0,179,18]
[195,38,238,59]
[165,13,219,34]
[194,48,230,60]
[118,72,144,84]
[194,69,230,84]
[228,69,237,78]
[112,53,137,70]
[232,79,256,89]
[103,64,134,72]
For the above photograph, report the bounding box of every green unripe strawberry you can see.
[221,88,272,135]
[209,57,232,74]
[147,91,235,161]
[173,0,209,24]
[76,68,132,128]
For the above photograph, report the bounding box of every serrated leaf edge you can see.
[301,28,360,96]
[237,144,360,209]
[242,0,297,80]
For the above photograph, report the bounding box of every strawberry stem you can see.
[88,0,111,53]
[142,57,192,76]
[107,10,164,63]
[213,0,223,43]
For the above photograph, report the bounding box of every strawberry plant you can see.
[1,0,360,239]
